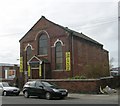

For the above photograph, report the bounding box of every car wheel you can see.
[60,96,65,99]
[45,92,51,100]
[3,91,7,96]
[24,91,29,98]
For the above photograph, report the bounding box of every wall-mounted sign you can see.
[28,65,31,77]
[20,57,23,72]
[39,64,42,77]
[66,52,71,71]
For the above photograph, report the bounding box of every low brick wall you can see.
[29,79,101,94]
[100,76,120,89]
[1,76,119,93]
[29,76,120,94]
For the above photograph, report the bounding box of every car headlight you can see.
[65,89,68,92]
[17,88,20,91]
[52,89,59,92]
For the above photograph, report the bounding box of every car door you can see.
[35,81,45,96]
[28,82,37,96]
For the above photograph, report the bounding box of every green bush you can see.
[79,75,87,79]
[69,75,87,79]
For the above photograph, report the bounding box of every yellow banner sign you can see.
[28,65,31,77]
[66,52,71,71]
[39,64,42,77]
[20,57,23,72]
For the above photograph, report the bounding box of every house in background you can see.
[110,67,120,76]
[19,16,109,82]
[0,63,19,82]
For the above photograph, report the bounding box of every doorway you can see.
[31,69,39,79]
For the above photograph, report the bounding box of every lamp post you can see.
[17,58,24,90]
[16,59,21,88]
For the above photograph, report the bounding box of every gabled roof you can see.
[27,55,49,65]
[19,16,103,46]
[27,55,42,65]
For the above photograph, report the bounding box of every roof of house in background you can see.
[111,67,120,72]
[0,63,19,67]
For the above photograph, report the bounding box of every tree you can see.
[109,57,114,70]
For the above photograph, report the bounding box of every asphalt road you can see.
[0,93,119,105]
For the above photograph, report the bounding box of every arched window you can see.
[55,42,63,70]
[39,34,48,55]
[26,46,32,61]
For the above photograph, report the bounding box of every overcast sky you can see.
[0,0,118,68]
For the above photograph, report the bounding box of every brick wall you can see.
[29,79,101,93]
[100,76,120,89]
[73,36,109,78]
[2,76,118,93]
[29,77,119,94]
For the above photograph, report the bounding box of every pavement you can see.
[2,91,118,104]
[68,92,118,98]
[20,91,119,98]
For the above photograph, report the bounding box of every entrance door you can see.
[31,69,39,79]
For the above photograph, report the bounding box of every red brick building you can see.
[0,63,19,80]
[19,16,109,81]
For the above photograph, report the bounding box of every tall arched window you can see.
[26,46,32,61]
[39,34,48,55]
[55,42,63,70]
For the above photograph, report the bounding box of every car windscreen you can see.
[2,82,10,87]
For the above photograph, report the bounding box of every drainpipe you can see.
[71,33,74,77]
[43,62,46,79]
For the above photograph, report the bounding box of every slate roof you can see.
[19,16,103,46]
[63,27,102,46]
[0,63,19,67]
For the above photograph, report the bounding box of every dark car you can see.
[0,82,20,96]
[22,80,68,99]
